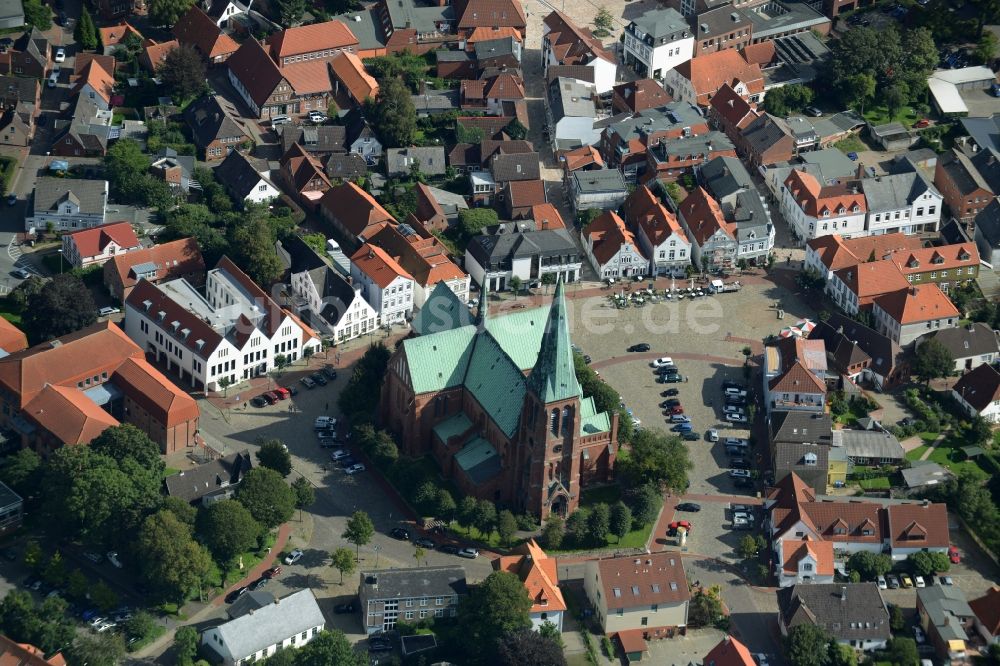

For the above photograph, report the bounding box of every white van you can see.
[47,69,60,88]
[270,115,292,126]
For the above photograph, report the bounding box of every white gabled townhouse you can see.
[350,243,415,325]
[781,170,867,244]
[861,171,942,236]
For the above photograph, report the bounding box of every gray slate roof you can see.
[33,177,107,215]
[491,153,540,182]
[325,152,368,181]
[917,585,974,642]
[901,462,952,489]
[332,9,387,50]
[279,125,346,155]
[360,565,468,601]
[960,114,1000,153]
[210,589,324,659]
[630,7,689,41]
[386,147,447,177]
[778,583,890,643]
[467,228,579,268]
[812,312,903,378]
[163,450,253,503]
[799,148,857,182]
[861,172,933,213]
[606,103,704,144]
[769,411,832,445]
[572,168,626,194]
[411,281,474,336]
[921,323,1000,359]
[214,151,276,201]
[833,429,904,461]
[701,156,754,201]
[227,590,275,619]
[475,37,518,61]
[184,95,249,149]
[742,114,793,155]
[975,199,1000,248]
[548,77,597,121]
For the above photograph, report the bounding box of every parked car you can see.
[439,544,460,555]
[681,431,700,441]
[318,437,339,448]
[414,537,435,549]
[707,429,719,442]
[11,268,30,279]
[949,546,961,563]
[667,406,684,415]
[284,549,304,565]
[722,405,745,416]
[334,600,357,614]
[650,357,675,368]
[725,413,748,423]
[939,575,953,586]
[6,193,17,206]
[730,458,750,469]
[330,449,351,461]
[54,47,65,62]
[273,387,291,400]
[263,566,282,578]
[315,416,337,429]
[94,620,117,633]
[225,586,248,603]
[311,373,327,386]
[300,376,316,389]
[271,115,292,126]
[847,151,859,161]
[98,306,120,317]
[669,414,690,423]
[886,574,900,589]
[308,111,327,124]
[250,395,268,408]
[729,469,751,479]
[660,399,680,408]
[670,422,693,432]
[322,366,338,380]
[913,626,926,643]
[345,463,366,475]
[915,575,926,588]
[107,551,123,568]
[877,575,887,590]
[390,528,410,541]
[627,343,650,352]
[667,520,692,536]
[804,106,822,117]
[676,503,701,512]
[249,576,269,591]
[662,388,679,396]
[83,552,103,564]
[900,573,914,588]
[723,386,747,398]
[914,119,930,128]
[659,374,684,383]
[457,548,479,559]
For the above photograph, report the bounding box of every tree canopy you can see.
[785,624,833,666]
[149,0,195,26]
[913,338,954,384]
[104,138,172,208]
[275,0,306,26]
[342,510,375,559]
[458,571,532,663]
[160,44,207,101]
[763,84,814,117]
[256,438,293,477]
[496,629,567,666]
[846,551,893,581]
[74,6,98,51]
[90,424,164,472]
[338,344,391,424]
[367,77,416,148]
[237,468,296,529]
[0,591,75,656]
[137,509,212,603]
[21,274,96,344]
[458,208,499,239]
[195,499,261,563]
[617,428,691,493]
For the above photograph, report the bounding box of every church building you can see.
[380,281,618,519]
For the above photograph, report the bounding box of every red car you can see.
[914,119,930,128]
[949,546,961,564]
[669,406,684,415]
[272,387,290,400]
[263,566,283,578]
[668,520,692,535]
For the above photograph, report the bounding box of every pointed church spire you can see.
[476,280,489,325]
[527,279,581,404]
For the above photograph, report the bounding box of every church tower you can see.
[520,280,583,519]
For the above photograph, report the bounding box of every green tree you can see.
[293,630,366,666]
[66,568,88,599]
[413,545,426,566]
[92,578,120,610]
[23,541,42,569]
[542,515,565,548]
[908,551,950,577]
[890,603,906,632]
[497,509,518,546]
[256,438,293,477]
[627,483,661,525]
[913,338,954,384]
[236,468,296,529]
[737,534,760,560]
[496,628,567,666]
[330,547,355,583]
[0,448,43,498]
[22,0,51,29]
[337,344,392,425]
[104,139,152,203]
[74,6,98,50]
[458,572,532,663]
[229,212,284,287]
[162,496,198,527]
[175,626,200,666]
[123,610,157,642]
[149,0,195,26]
[509,275,522,297]
[883,83,909,120]
[610,502,632,543]
[829,641,857,666]
[138,510,212,603]
[275,0,306,26]
[587,503,610,545]
[843,73,876,114]
[846,551,893,581]
[342,510,375,560]
[458,496,479,529]
[292,476,315,521]
[42,551,67,587]
[195,499,261,563]
[618,428,692,494]
[436,489,457,521]
[474,499,497,538]
[160,44,206,100]
[367,77,416,148]
[458,208,499,239]
[67,632,126,666]
[976,31,999,63]
[566,508,589,545]
[90,424,164,471]
[504,118,527,141]
[593,7,614,33]
[886,637,918,666]
[688,587,726,628]
[21,274,96,344]
[785,624,833,666]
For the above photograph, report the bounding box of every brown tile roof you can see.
[874,284,959,325]
[266,20,358,59]
[542,10,614,66]
[709,83,759,129]
[951,363,1000,413]
[173,6,239,60]
[740,41,776,68]
[0,635,67,666]
[455,115,512,140]
[768,359,826,394]
[0,316,27,354]
[672,49,763,105]
[329,51,378,102]
[807,232,922,273]
[680,186,735,245]
[784,170,866,218]
[613,78,673,114]
[455,0,527,30]
[74,53,116,78]
[461,79,487,100]
[112,357,199,427]
[99,22,143,49]
[624,185,688,246]
[587,211,646,265]
[350,243,413,288]
[781,538,834,575]
[106,237,205,293]
[319,181,395,238]
[833,261,911,300]
[65,221,139,258]
[506,179,546,207]
[141,39,178,72]
[703,636,756,666]
[800,500,883,544]
[367,224,466,287]
[529,203,565,230]
[125,280,224,358]
[23,383,119,445]
[493,539,566,614]
[616,629,647,654]
[969,587,1000,636]
[562,145,604,171]
[280,59,333,95]
[888,242,979,277]
[467,26,523,43]
[281,143,331,193]
[73,60,115,105]
[484,72,524,99]
[225,39,285,107]
[886,502,949,550]
[595,552,690,610]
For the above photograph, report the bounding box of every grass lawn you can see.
[905,446,928,462]
[128,624,166,653]
[0,307,21,325]
[162,467,180,478]
[833,135,867,154]
[0,155,16,194]
[927,444,983,476]
[580,485,623,506]
[918,432,940,445]
[859,477,891,490]
[863,105,920,128]
[449,523,503,549]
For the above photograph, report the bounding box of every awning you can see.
[83,382,124,407]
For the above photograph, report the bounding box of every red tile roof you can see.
[280,59,334,95]
[225,38,285,107]
[613,78,673,114]
[106,237,205,294]
[595,552,690,610]
[952,363,1000,413]
[0,635,67,666]
[99,22,143,49]
[112,356,199,427]
[23,383,119,445]
[740,41,776,68]
[679,186,735,245]
[784,170,867,218]
[506,179,546,207]
[801,501,883,544]
[709,83,759,129]
[624,185,688,247]
[485,73,525,99]
[781,538,834,575]
[616,629,648,655]
[672,49,763,105]
[141,39,178,72]
[74,53,116,78]
[887,243,980,277]
[807,233,923,273]
[493,539,567,614]
[562,145,604,172]
[74,59,115,105]
[319,181,395,238]
[0,316,27,354]
[367,224,466,288]
[874,284,959,325]
[587,211,646,265]
[65,221,139,258]
[350,243,413,288]
[266,20,358,59]
[969,587,1000,637]
[703,636,756,666]
[529,203,565,230]
[542,10,615,66]
[768,359,826,394]
[833,261,911,300]
[455,0,527,30]
[467,27,523,43]
[886,503,949,550]
[173,6,238,60]
[329,51,378,102]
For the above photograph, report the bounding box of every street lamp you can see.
[373,544,381,569]
[57,248,63,274]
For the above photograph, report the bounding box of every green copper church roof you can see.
[483,304,551,370]
[433,412,473,445]
[464,331,527,438]
[411,282,474,336]
[403,326,477,393]
[525,281,581,404]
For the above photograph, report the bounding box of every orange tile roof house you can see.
[350,243,415,324]
[828,261,912,315]
[780,537,835,587]
[454,0,527,38]
[139,39,179,73]
[72,59,115,111]
[0,317,27,356]
[781,169,867,243]
[951,363,1000,424]
[663,48,764,107]
[804,232,923,280]
[329,51,379,106]
[61,221,141,269]
[0,635,67,666]
[872,284,960,347]
[582,211,650,280]
[173,6,239,64]
[318,181,396,248]
[583,552,690,640]
[494,539,567,630]
[703,636,756,666]
[623,185,691,276]
[226,38,334,120]
[708,82,759,143]
[676,186,737,272]
[0,322,199,455]
[99,23,143,55]
[366,223,470,306]
[886,242,980,290]
[104,237,206,302]
[266,21,359,66]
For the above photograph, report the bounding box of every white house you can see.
[123,256,321,391]
[201,589,325,666]
[27,177,108,233]
[861,172,942,236]
[541,11,618,94]
[781,170,867,243]
[952,363,1000,423]
[350,244,415,325]
[547,77,601,150]
[290,262,379,343]
[582,211,650,278]
[464,228,581,291]
[61,221,141,268]
[778,538,835,588]
[624,185,691,277]
[214,150,280,207]
[583,552,690,638]
[622,7,693,81]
